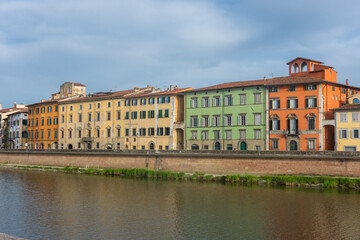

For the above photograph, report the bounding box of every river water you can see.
[0,168,359,240]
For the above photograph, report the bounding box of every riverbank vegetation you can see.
[3,164,360,190]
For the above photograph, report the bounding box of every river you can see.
[0,168,359,240]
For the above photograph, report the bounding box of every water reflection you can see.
[0,169,359,240]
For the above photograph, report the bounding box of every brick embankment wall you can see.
[0,150,360,177]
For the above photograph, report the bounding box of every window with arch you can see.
[306,113,316,130]
[353,98,360,103]
[301,62,307,72]
[270,114,280,130]
[292,63,299,73]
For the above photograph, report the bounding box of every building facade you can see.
[58,86,190,150]
[334,104,360,151]
[185,80,267,151]
[267,57,360,151]
[8,110,28,149]
[27,100,59,149]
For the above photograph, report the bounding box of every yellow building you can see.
[58,85,190,150]
[334,103,360,151]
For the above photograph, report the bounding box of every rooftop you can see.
[332,103,360,111]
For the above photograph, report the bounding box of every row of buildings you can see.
[1,57,360,151]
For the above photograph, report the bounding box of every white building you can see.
[8,110,28,149]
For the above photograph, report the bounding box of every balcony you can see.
[81,137,94,142]
[284,129,300,135]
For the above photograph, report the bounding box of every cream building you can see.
[58,85,190,150]
[334,103,360,151]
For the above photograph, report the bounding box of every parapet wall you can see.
[0,150,360,177]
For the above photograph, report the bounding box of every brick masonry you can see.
[0,150,360,177]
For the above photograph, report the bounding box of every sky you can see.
[1,0,360,108]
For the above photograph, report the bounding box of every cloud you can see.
[0,0,360,107]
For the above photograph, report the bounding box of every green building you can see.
[184,80,268,151]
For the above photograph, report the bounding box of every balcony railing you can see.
[284,129,300,135]
[81,137,94,142]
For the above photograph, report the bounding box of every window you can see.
[214,130,221,140]
[117,111,121,120]
[269,87,278,92]
[69,114,73,123]
[47,118,52,125]
[190,116,199,127]
[96,129,100,138]
[108,102,111,108]
[96,112,100,121]
[164,109,169,118]
[305,85,317,90]
[60,130,64,139]
[165,96,170,103]
[88,130,91,137]
[41,118,44,126]
[148,128,155,136]
[148,98,155,105]
[125,112,130,119]
[107,128,111,137]
[89,104,92,109]
[289,85,296,92]
[287,99,298,109]
[54,130,58,138]
[132,99,137,106]
[148,111,155,118]
[131,112,137,119]
[352,112,359,122]
[107,112,111,121]
[308,117,315,130]
[270,99,280,109]
[140,98,146,105]
[78,114,82,122]
[117,128,121,137]
[271,139,279,150]
[225,130,232,140]
[97,103,100,108]
[305,98,317,108]
[224,115,233,126]
[213,115,220,126]
[213,97,220,107]
[288,118,298,134]
[225,95,232,106]
[48,106,52,112]
[254,129,261,139]
[165,127,170,136]
[117,101,121,107]
[48,130,51,139]
[201,131,208,140]
[202,116,210,127]
[254,93,261,104]
[238,114,248,126]
[352,129,360,139]
[308,139,316,150]
[240,94,246,105]
[191,98,198,108]
[270,119,280,130]
[140,111,146,119]
[254,113,261,125]
[125,128,129,136]
[88,113,92,122]
[78,130,82,138]
[157,128,164,136]
[125,100,131,106]
[340,113,347,122]
[239,130,246,140]
[68,129,72,138]
[202,97,209,107]
[96,143,100,149]
[158,110,163,118]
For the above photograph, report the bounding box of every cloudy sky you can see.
[1,0,360,108]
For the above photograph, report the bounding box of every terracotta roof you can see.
[286,57,323,65]
[124,88,192,98]
[59,89,135,104]
[187,79,266,92]
[0,107,27,114]
[74,83,86,87]
[27,99,59,107]
[7,109,28,115]
[265,76,325,86]
[332,103,360,111]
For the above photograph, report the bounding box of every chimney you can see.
[14,102,17,108]
[41,99,45,102]
[170,85,174,91]
[0,104,2,110]
[346,79,349,86]
[263,76,266,81]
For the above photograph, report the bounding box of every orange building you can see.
[267,57,360,151]
[27,100,59,149]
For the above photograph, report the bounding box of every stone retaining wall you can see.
[0,150,359,177]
